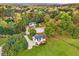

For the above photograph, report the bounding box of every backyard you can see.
[17,37,79,56]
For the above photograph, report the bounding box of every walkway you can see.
[0,46,2,56]
[24,35,36,49]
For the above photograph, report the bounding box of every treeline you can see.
[0,4,79,38]
[44,11,79,39]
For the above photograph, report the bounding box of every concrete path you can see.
[0,46,2,56]
[24,26,36,49]
[0,44,5,56]
[24,35,36,49]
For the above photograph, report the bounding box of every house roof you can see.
[35,27,45,33]
[33,34,45,41]
[29,22,36,25]
[29,22,36,27]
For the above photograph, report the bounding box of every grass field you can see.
[17,38,79,56]
[1,36,79,56]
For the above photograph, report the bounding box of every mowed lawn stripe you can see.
[17,39,79,56]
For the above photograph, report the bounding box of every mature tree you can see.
[59,12,73,31]
[44,15,57,37]
[72,10,79,24]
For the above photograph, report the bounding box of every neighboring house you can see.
[25,22,36,35]
[28,22,36,28]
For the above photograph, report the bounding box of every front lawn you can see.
[17,38,79,56]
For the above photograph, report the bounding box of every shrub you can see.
[0,26,4,34]
[5,18,14,23]
[70,26,79,39]
[50,10,59,18]
[45,22,56,37]
[29,29,36,39]
[58,12,73,33]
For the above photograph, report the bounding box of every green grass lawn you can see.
[1,36,79,56]
[17,38,79,56]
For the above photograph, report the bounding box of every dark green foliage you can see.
[58,12,79,39]
[0,22,16,35]
[0,26,4,34]
[69,26,79,39]
[4,28,15,35]
[2,34,27,56]
[34,17,44,23]
[50,10,59,18]
[5,18,14,23]
[59,12,72,31]
[45,23,56,37]
[29,29,36,39]
[0,26,15,35]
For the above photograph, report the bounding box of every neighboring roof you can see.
[29,22,36,25]
[33,34,45,41]
[29,22,36,27]
[35,27,45,33]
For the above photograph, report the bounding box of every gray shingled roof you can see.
[34,34,45,41]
